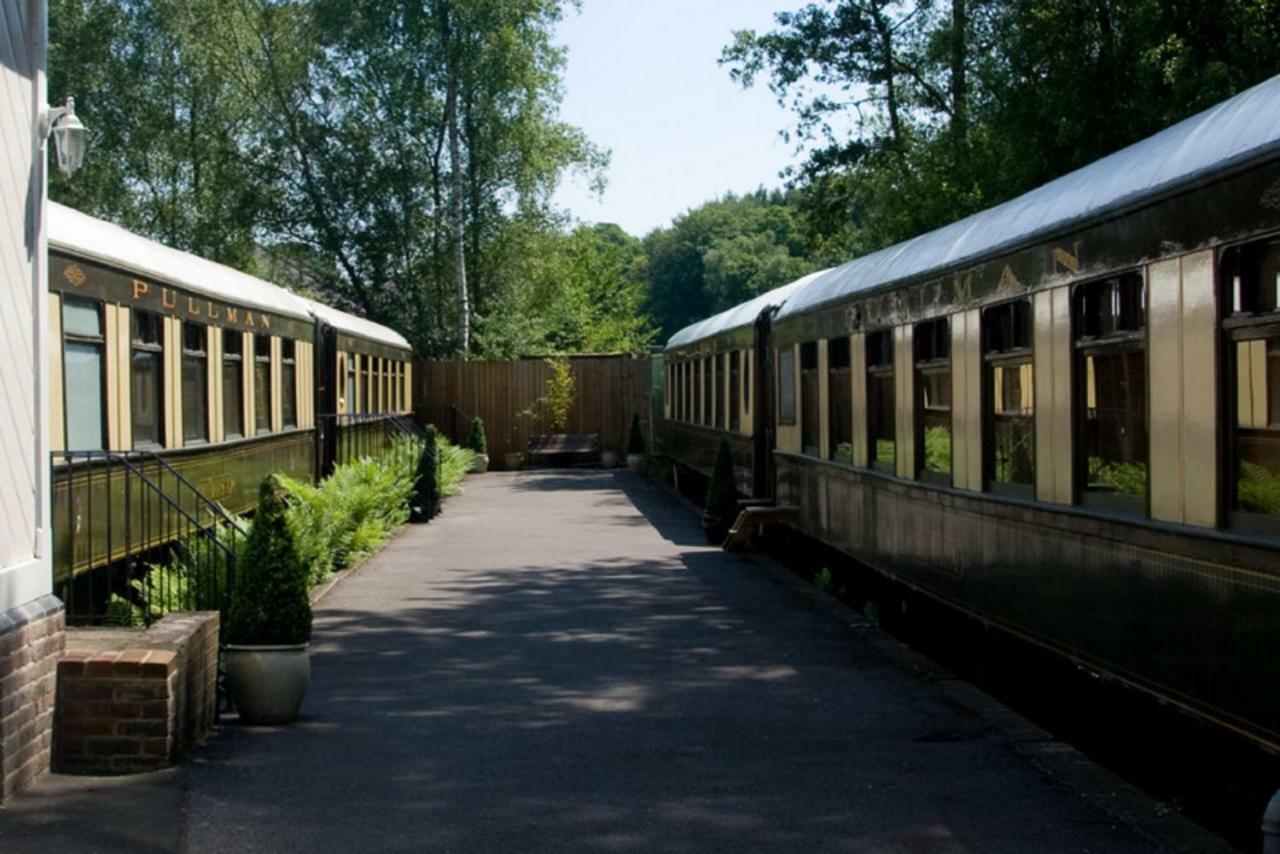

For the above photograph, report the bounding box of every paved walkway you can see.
[2,471,1220,852]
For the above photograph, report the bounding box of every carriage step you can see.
[723,505,799,551]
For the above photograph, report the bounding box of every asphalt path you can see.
[2,470,1189,852]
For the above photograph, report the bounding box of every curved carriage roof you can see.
[775,72,1280,321]
[48,202,412,351]
[665,268,830,350]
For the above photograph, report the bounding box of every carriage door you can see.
[752,308,776,500]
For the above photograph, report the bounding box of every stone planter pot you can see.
[472,453,490,473]
[626,453,646,473]
[503,452,524,471]
[600,450,619,468]
[224,644,310,725]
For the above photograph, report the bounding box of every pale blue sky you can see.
[551,0,805,237]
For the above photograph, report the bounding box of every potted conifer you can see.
[411,427,440,522]
[626,414,647,473]
[223,476,314,725]
[701,438,738,544]
[467,416,489,473]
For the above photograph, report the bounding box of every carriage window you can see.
[254,334,272,435]
[715,354,725,429]
[702,356,714,426]
[1074,272,1147,513]
[223,330,244,438]
[744,351,751,413]
[1225,238,1280,526]
[181,322,208,444]
[800,342,820,456]
[867,330,895,472]
[778,346,797,425]
[281,339,297,428]
[729,351,741,432]
[131,310,164,448]
[915,318,952,484]
[983,301,1034,494]
[363,355,373,413]
[62,297,106,450]
[828,337,852,464]
[347,354,358,414]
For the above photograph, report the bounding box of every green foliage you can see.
[224,477,313,646]
[1086,457,1148,497]
[814,567,833,593]
[466,417,488,456]
[705,438,738,516]
[543,357,576,432]
[1238,462,1280,516]
[875,439,895,469]
[924,426,952,474]
[627,413,646,455]
[278,453,416,585]
[436,433,477,497]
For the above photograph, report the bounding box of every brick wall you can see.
[0,595,66,801]
[56,611,219,774]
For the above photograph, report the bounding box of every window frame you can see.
[866,329,895,473]
[1221,235,1280,536]
[61,296,108,451]
[281,337,298,429]
[254,333,273,436]
[181,321,209,445]
[222,329,245,439]
[729,350,741,433]
[799,341,820,457]
[827,336,852,464]
[778,346,797,426]
[1071,270,1149,516]
[981,299,1035,498]
[914,317,953,485]
[130,309,166,449]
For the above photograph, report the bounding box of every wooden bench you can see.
[525,433,601,468]
[722,504,799,551]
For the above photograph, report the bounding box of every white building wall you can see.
[0,0,52,610]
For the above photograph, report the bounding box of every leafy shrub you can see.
[1086,456,1147,496]
[924,426,951,473]
[1239,462,1280,515]
[544,357,575,432]
[224,476,313,646]
[627,413,645,455]
[279,452,415,584]
[436,433,477,497]
[705,438,737,516]
[814,567,833,593]
[466,417,488,456]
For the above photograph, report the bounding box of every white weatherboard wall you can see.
[0,0,52,610]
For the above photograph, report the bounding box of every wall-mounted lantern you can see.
[41,96,88,177]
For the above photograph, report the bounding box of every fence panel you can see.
[415,356,652,462]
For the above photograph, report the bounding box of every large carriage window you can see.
[983,300,1034,494]
[915,318,951,484]
[1224,237,1280,526]
[62,297,106,450]
[828,337,852,464]
[347,354,358,414]
[131,310,164,448]
[778,346,797,425]
[281,339,297,428]
[254,334,272,435]
[703,356,714,426]
[744,351,751,413]
[1074,272,1147,513]
[181,322,208,444]
[223,331,244,438]
[729,351,741,432]
[867,330,895,472]
[714,354,726,429]
[800,342,820,456]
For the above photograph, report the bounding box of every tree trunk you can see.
[950,0,967,150]
[442,7,470,356]
[872,6,903,154]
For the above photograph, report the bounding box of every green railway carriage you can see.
[662,74,1280,751]
[47,203,414,615]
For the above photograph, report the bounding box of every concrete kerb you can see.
[658,479,1234,854]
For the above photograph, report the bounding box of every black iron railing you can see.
[51,450,245,626]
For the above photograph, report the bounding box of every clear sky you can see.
[550,0,805,237]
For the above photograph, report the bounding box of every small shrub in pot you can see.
[467,417,490,473]
[224,476,314,724]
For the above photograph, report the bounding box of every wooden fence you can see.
[414,356,653,462]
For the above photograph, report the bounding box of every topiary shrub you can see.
[627,413,645,455]
[466,417,488,456]
[705,438,737,517]
[412,425,440,522]
[224,476,313,646]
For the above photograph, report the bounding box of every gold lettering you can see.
[206,301,219,320]
[952,273,973,303]
[226,307,239,324]
[162,288,177,310]
[187,296,201,316]
[132,279,149,300]
[244,311,256,328]
[1051,241,1083,275]
[259,314,271,330]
